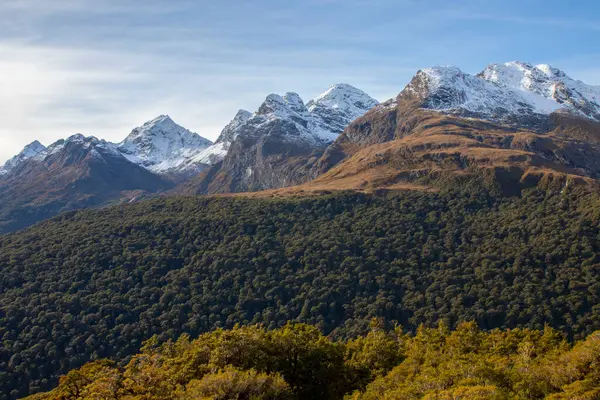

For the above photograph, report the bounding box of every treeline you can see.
[26,322,600,399]
[2,188,600,398]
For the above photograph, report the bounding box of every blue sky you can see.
[1,0,599,162]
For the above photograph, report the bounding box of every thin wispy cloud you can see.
[451,12,600,31]
[0,0,598,162]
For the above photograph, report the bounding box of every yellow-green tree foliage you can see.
[27,322,600,400]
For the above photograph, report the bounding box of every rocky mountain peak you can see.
[256,93,308,119]
[257,94,287,115]
[478,61,600,120]
[65,133,101,145]
[307,83,378,113]
[185,109,254,168]
[0,140,47,176]
[118,115,212,174]
[307,83,379,141]
[283,92,308,114]
[135,114,175,132]
[399,62,600,130]
[214,110,252,145]
[21,140,46,155]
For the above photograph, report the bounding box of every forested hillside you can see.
[26,322,600,399]
[2,187,600,398]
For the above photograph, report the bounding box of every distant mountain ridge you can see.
[0,83,377,233]
[2,62,600,233]
[1,84,378,181]
[0,140,46,176]
[0,133,171,233]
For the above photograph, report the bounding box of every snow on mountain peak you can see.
[308,83,379,113]
[243,84,379,144]
[403,62,600,127]
[0,140,47,176]
[231,109,252,125]
[3,84,378,178]
[257,94,302,119]
[118,115,212,173]
[22,140,46,156]
[408,65,531,114]
[479,61,600,120]
[187,109,254,167]
[127,115,185,140]
[306,84,379,141]
[215,110,252,144]
[65,133,99,144]
[283,92,308,114]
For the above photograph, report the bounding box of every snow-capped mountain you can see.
[0,132,172,233]
[180,84,378,178]
[184,109,253,167]
[46,133,123,158]
[182,84,378,194]
[480,62,600,120]
[0,134,123,177]
[2,85,376,183]
[0,140,47,176]
[227,83,379,146]
[402,61,600,129]
[117,115,213,174]
[307,83,380,141]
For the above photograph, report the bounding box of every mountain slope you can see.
[293,62,600,196]
[182,84,378,194]
[0,134,172,233]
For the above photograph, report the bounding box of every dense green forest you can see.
[25,322,600,399]
[2,187,600,398]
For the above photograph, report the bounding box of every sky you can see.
[1,0,600,163]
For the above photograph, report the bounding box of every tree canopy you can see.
[26,322,600,399]
[2,187,600,398]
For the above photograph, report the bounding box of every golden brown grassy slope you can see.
[240,100,600,198]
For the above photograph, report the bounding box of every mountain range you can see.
[0,84,377,232]
[1,61,600,233]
